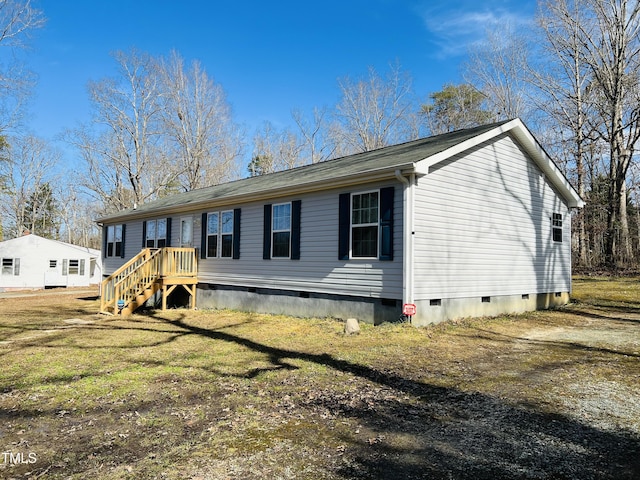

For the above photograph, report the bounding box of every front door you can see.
[180,217,193,247]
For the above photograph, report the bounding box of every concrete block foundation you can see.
[195,284,570,327]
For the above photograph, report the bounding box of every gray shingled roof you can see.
[97,121,511,223]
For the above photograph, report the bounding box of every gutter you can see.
[395,169,415,316]
[97,164,421,224]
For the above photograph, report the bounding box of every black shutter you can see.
[165,218,172,247]
[200,213,207,259]
[338,193,350,260]
[291,200,301,260]
[120,224,126,258]
[141,221,147,249]
[233,208,241,260]
[379,187,394,261]
[102,226,108,259]
[263,204,272,260]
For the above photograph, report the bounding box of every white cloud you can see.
[416,1,534,58]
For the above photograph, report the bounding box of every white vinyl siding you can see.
[101,183,403,300]
[413,133,572,300]
[103,221,143,273]
[197,185,403,299]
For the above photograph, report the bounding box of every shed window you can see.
[63,259,85,276]
[68,259,80,275]
[1,258,19,276]
[552,213,563,242]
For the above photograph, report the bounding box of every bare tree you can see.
[56,181,101,248]
[330,64,419,155]
[292,107,336,164]
[249,121,304,176]
[533,0,599,267]
[68,49,177,213]
[157,50,242,191]
[0,0,44,134]
[0,134,58,238]
[569,0,640,266]
[464,23,532,121]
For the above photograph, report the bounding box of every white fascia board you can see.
[510,122,585,209]
[415,119,585,209]
[97,163,420,224]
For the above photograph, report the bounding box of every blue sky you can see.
[24,0,537,163]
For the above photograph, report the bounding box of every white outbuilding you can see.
[0,233,102,291]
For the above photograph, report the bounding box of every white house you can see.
[97,119,584,325]
[0,234,102,291]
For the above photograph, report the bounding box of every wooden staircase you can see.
[100,248,197,316]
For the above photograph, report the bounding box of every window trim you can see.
[263,201,301,260]
[206,212,220,258]
[338,187,393,261]
[350,190,380,259]
[105,224,125,258]
[220,210,234,258]
[202,209,241,260]
[206,210,235,258]
[271,202,292,259]
[144,218,168,248]
[552,213,563,243]
[1,258,19,276]
[62,259,85,276]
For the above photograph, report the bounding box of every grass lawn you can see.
[0,279,639,479]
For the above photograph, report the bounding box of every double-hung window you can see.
[206,212,219,257]
[351,191,379,258]
[106,225,124,258]
[145,219,167,248]
[263,201,301,260]
[206,210,235,258]
[552,213,563,242]
[202,209,240,259]
[272,203,292,258]
[63,259,85,276]
[338,187,394,261]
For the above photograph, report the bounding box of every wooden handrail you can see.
[100,248,197,314]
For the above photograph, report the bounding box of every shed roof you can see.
[0,234,101,257]
[97,119,582,223]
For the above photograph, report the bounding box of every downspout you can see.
[395,169,415,319]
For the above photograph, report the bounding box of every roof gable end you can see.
[415,118,584,209]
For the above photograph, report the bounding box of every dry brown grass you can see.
[0,281,638,479]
